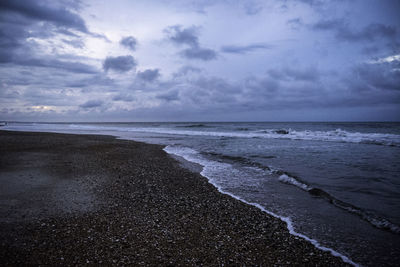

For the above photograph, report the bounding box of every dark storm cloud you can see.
[0,0,104,79]
[164,25,217,61]
[103,56,137,72]
[312,19,397,42]
[120,36,137,51]
[0,16,31,62]
[137,69,160,82]
[181,46,217,60]
[352,61,400,91]
[220,43,273,54]
[79,100,104,109]
[0,0,89,33]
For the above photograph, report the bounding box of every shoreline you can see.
[0,130,351,265]
[164,145,356,266]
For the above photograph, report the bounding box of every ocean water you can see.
[2,122,400,266]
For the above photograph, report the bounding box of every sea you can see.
[2,121,400,266]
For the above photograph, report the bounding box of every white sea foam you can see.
[144,127,400,147]
[163,145,358,266]
[3,123,399,147]
[86,126,400,147]
[278,174,311,191]
[145,127,400,147]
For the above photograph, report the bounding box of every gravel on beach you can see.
[0,130,350,266]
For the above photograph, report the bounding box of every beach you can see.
[0,130,349,265]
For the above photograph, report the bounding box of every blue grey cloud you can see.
[165,25,217,61]
[165,25,199,46]
[137,69,160,82]
[0,26,25,62]
[0,0,101,70]
[103,56,137,72]
[120,36,137,51]
[66,75,115,88]
[352,61,400,91]
[112,94,134,102]
[362,46,380,55]
[337,23,397,42]
[287,18,303,29]
[156,90,179,102]
[243,2,263,15]
[1,0,399,122]
[57,28,81,37]
[268,66,320,82]
[79,100,104,109]
[15,58,99,74]
[221,43,273,54]
[312,19,397,42]
[0,0,88,33]
[181,47,217,60]
[312,19,344,31]
[173,65,203,78]
[62,38,85,48]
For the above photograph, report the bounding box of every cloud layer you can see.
[0,0,399,122]
[103,56,137,72]
[120,36,137,51]
[165,25,217,61]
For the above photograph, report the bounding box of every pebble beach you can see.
[0,130,349,266]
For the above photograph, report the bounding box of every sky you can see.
[0,0,399,122]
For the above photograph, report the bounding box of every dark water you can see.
[3,122,400,266]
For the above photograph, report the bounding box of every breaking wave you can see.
[199,150,400,236]
[254,128,400,147]
[175,124,211,128]
[128,127,400,147]
[275,173,400,235]
[3,123,399,147]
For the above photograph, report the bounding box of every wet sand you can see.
[0,130,349,265]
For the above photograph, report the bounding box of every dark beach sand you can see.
[0,130,350,266]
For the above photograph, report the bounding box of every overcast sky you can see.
[0,0,399,122]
